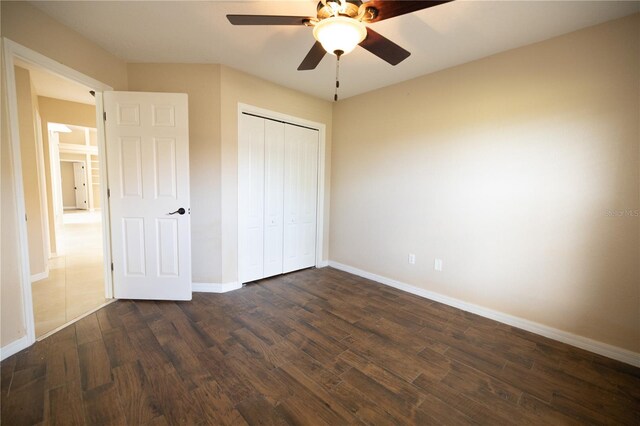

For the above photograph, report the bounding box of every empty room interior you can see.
[1,1,638,425]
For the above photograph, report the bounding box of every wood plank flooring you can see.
[2,267,639,425]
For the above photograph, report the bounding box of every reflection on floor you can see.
[32,210,108,337]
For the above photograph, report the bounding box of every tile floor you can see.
[31,210,108,337]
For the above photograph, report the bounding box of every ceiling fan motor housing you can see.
[317,0,362,20]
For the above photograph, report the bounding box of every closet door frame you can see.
[237,103,327,284]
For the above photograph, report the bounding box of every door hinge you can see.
[25,214,27,221]
[111,262,114,271]
[103,111,107,121]
[107,188,111,198]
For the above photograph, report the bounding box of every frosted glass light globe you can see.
[313,16,367,56]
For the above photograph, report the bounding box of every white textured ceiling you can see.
[15,58,96,105]
[30,1,640,101]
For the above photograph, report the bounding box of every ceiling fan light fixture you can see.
[313,16,366,56]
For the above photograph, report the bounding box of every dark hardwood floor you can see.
[2,267,639,425]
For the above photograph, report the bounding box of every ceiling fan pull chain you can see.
[334,50,343,101]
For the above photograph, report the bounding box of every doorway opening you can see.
[35,121,108,337]
[11,57,111,339]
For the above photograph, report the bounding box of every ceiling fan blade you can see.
[362,1,452,23]
[359,27,410,66]
[298,41,327,71]
[226,15,310,25]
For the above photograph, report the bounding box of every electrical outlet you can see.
[408,253,416,265]
[434,258,443,271]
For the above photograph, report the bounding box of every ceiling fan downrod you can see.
[334,49,343,101]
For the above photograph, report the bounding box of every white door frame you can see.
[34,112,52,260]
[237,103,328,283]
[48,130,64,230]
[2,38,114,353]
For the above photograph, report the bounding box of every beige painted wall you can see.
[2,44,28,347]
[15,66,46,277]
[219,65,333,283]
[330,14,640,352]
[1,1,127,90]
[58,128,86,145]
[38,97,96,128]
[38,96,96,254]
[127,63,223,283]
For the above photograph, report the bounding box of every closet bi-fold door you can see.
[283,124,319,273]
[238,114,318,284]
[238,114,266,283]
[263,120,285,278]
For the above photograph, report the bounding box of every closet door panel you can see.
[263,120,285,278]
[299,131,319,263]
[238,114,265,283]
[283,125,319,273]
[283,135,299,270]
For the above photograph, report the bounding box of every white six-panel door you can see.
[238,113,318,284]
[105,91,191,300]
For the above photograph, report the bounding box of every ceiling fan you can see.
[227,0,451,71]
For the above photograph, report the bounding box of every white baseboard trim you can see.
[0,335,30,361]
[31,268,49,283]
[192,282,242,293]
[328,261,640,368]
[316,260,329,268]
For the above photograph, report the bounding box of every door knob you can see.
[167,208,186,215]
